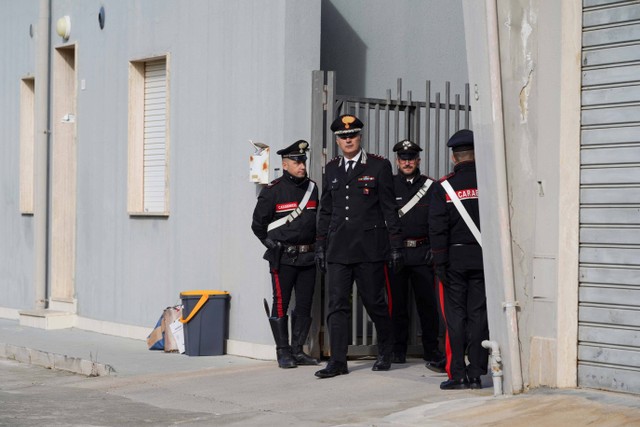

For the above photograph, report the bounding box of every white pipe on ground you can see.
[482,340,503,396]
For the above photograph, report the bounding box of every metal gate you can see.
[310,70,471,357]
[579,0,640,393]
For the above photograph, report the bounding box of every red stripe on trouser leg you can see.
[438,279,452,379]
[383,263,392,316]
[272,268,284,318]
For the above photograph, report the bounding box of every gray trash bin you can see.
[180,290,230,356]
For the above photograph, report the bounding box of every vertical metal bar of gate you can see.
[312,71,471,358]
[308,71,324,359]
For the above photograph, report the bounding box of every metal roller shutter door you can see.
[143,59,167,213]
[580,0,640,393]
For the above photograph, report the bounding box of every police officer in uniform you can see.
[389,140,445,371]
[314,114,404,378]
[251,140,320,369]
[429,129,488,389]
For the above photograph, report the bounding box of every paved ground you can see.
[1,319,639,426]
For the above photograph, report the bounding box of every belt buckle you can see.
[405,240,417,248]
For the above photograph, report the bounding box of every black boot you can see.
[268,316,297,369]
[290,316,319,365]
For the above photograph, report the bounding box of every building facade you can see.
[1,1,468,361]
[464,0,640,394]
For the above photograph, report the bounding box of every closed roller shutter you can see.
[580,0,640,393]
[144,59,167,213]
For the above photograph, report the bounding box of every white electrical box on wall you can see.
[249,140,269,184]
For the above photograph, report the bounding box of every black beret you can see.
[393,139,422,159]
[277,139,309,161]
[330,114,363,136]
[447,129,474,152]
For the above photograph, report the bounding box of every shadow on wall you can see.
[320,0,366,97]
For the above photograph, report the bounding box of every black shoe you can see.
[424,349,447,373]
[440,378,470,390]
[424,349,445,364]
[276,348,297,369]
[468,377,482,389]
[391,352,406,364]
[425,357,447,374]
[290,316,318,365]
[315,361,349,378]
[372,354,391,371]
[292,351,319,366]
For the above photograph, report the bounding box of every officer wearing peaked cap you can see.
[330,114,364,137]
[314,114,404,378]
[388,139,445,370]
[252,139,320,369]
[428,129,488,390]
[277,139,310,160]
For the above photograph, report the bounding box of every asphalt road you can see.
[0,357,474,426]
[2,356,640,426]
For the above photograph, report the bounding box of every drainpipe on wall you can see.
[484,0,524,393]
[34,0,52,309]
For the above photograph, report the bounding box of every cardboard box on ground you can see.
[146,306,185,353]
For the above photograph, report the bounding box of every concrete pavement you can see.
[1,318,639,426]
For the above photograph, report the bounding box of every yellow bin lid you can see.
[180,290,229,297]
[179,290,229,324]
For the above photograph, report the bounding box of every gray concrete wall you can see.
[0,0,321,348]
[497,0,561,388]
[462,0,581,391]
[0,1,39,312]
[321,0,468,101]
[0,0,474,356]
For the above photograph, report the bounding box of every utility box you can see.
[179,290,230,356]
[249,142,269,184]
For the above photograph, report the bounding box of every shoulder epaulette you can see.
[266,178,282,188]
[438,172,455,183]
[422,174,437,182]
[368,153,385,160]
[327,156,341,164]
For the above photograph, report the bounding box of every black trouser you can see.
[326,261,393,363]
[443,268,489,380]
[389,263,439,356]
[270,264,316,318]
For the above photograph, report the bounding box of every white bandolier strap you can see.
[267,181,316,232]
[441,179,482,247]
[398,178,434,217]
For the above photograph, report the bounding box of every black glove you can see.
[435,264,448,287]
[315,248,326,274]
[261,238,279,250]
[389,248,404,273]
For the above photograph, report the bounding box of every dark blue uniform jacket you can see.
[429,161,483,270]
[317,150,403,264]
